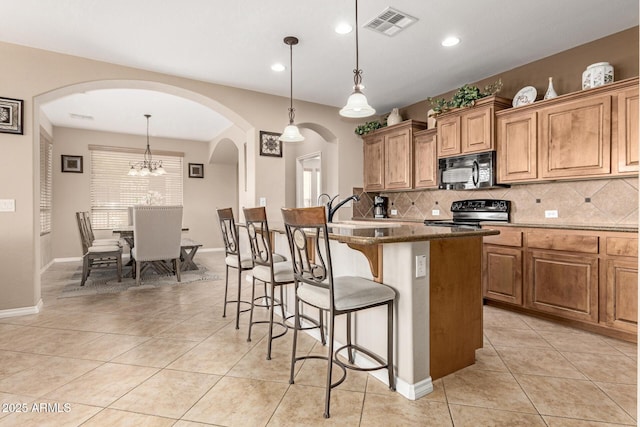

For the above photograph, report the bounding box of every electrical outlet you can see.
[415,255,427,278]
[432,209,440,216]
[0,199,15,212]
[545,210,558,218]
[259,197,266,206]
[390,209,398,215]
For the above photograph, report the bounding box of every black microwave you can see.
[437,151,508,190]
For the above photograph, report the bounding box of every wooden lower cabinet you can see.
[604,258,638,333]
[483,226,637,341]
[484,246,523,305]
[526,250,599,323]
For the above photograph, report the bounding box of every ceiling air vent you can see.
[365,7,418,37]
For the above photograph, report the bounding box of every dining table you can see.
[113,226,201,273]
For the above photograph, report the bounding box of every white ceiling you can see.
[1,0,638,140]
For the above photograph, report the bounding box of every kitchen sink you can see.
[328,220,401,229]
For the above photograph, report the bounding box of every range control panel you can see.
[451,199,510,213]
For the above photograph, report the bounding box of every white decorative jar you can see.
[582,62,614,89]
[387,108,402,126]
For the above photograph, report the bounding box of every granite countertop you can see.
[269,221,498,245]
[479,222,638,233]
[351,218,638,233]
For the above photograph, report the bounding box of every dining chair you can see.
[75,211,122,286]
[217,207,254,329]
[281,206,396,418]
[131,205,183,286]
[244,206,326,359]
[81,211,121,246]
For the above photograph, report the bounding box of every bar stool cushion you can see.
[252,262,294,284]
[297,276,396,311]
[225,254,253,269]
[272,253,287,263]
[92,239,121,246]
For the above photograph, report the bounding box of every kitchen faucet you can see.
[326,194,360,223]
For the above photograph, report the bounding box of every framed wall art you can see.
[61,155,83,173]
[0,97,23,135]
[188,163,204,178]
[259,131,282,157]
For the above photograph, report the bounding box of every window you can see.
[39,130,53,235]
[89,145,184,229]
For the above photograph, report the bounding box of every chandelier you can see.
[339,0,375,118]
[279,36,304,142]
[128,114,166,176]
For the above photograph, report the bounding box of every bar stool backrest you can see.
[217,208,241,259]
[243,206,275,268]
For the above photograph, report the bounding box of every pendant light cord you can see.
[288,40,295,124]
[353,0,363,90]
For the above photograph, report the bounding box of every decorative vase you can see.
[427,108,437,129]
[582,62,614,89]
[544,77,558,100]
[387,108,402,126]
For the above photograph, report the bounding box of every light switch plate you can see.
[545,210,558,218]
[390,209,398,215]
[259,197,266,207]
[0,199,15,212]
[415,255,427,278]
[432,209,440,216]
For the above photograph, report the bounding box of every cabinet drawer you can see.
[483,228,522,247]
[527,232,598,253]
[605,236,638,257]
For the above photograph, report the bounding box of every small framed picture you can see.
[259,131,282,157]
[189,163,204,178]
[61,155,83,173]
[0,97,24,135]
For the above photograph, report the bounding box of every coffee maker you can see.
[374,196,388,218]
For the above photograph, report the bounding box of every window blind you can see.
[90,146,183,229]
[39,131,53,235]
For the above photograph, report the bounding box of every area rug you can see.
[59,264,221,298]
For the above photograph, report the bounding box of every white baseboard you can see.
[199,247,224,253]
[0,299,43,319]
[54,257,83,263]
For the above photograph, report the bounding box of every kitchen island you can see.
[271,221,499,400]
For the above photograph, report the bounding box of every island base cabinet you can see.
[604,258,638,333]
[483,246,523,305]
[525,250,599,323]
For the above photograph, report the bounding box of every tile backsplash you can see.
[352,177,638,227]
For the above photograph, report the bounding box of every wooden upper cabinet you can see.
[497,110,538,182]
[616,86,639,174]
[436,115,460,157]
[413,128,437,189]
[362,120,426,191]
[462,106,493,153]
[539,94,612,179]
[363,133,384,192]
[385,127,413,190]
[436,96,511,158]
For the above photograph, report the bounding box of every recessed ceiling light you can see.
[271,63,285,72]
[442,36,460,47]
[335,22,353,34]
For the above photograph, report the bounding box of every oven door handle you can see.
[472,160,479,187]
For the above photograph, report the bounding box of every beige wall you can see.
[49,126,238,260]
[0,41,361,312]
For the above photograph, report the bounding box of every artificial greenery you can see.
[354,120,386,136]
[428,79,503,116]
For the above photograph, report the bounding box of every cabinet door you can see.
[436,115,461,157]
[604,258,638,333]
[539,95,612,179]
[363,134,384,191]
[414,130,437,188]
[461,106,493,153]
[526,250,599,322]
[385,128,412,190]
[617,87,639,174]
[483,245,523,305]
[497,111,537,182]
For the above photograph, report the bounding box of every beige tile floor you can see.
[0,251,636,426]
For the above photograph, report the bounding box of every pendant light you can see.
[340,0,375,118]
[279,36,304,142]
[128,114,166,176]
